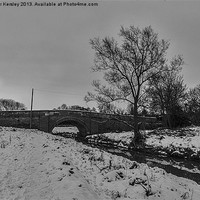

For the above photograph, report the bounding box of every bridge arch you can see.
[49,117,90,137]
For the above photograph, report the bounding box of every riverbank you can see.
[0,126,200,200]
[86,126,200,161]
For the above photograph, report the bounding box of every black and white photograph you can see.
[0,0,200,199]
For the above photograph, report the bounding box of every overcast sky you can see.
[0,0,200,110]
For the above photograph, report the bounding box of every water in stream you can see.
[87,143,200,185]
[52,127,200,185]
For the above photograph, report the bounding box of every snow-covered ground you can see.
[1,126,200,200]
[87,127,200,160]
[145,127,200,158]
[52,126,79,134]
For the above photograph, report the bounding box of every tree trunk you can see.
[129,102,142,148]
[166,108,172,129]
[134,107,139,141]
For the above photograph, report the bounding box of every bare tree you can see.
[185,84,200,125]
[58,104,68,110]
[186,84,200,113]
[0,99,26,111]
[146,56,187,127]
[55,104,93,112]
[85,25,170,144]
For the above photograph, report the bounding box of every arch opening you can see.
[51,118,89,138]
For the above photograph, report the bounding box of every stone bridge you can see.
[0,110,158,137]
